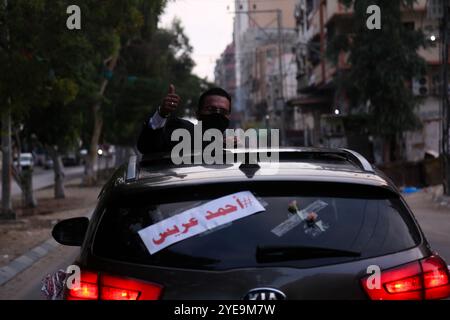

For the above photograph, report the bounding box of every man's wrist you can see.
[149,109,168,130]
[158,106,170,118]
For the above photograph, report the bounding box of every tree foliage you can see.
[102,19,211,146]
[1,0,205,152]
[328,0,427,137]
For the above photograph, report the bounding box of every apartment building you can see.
[214,42,239,126]
[233,0,298,133]
[291,0,447,163]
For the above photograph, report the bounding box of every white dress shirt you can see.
[149,110,167,130]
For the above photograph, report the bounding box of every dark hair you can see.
[198,87,232,112]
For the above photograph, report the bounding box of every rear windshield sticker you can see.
[271,200,328,237]
[138,191,266,255]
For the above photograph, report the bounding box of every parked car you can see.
[13,153,34,169]
[52,148,450,300]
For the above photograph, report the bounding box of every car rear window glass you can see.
[93,184,421,270]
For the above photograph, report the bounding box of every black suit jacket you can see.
[137,115,195,155]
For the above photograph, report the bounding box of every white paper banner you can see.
[138,191,266,255]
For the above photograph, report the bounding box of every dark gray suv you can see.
[52,148,450,300]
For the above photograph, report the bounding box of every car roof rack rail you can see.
[340,149,374,173]
[137,148,374,173]
[126,155,138,182]
[225,148,374,173]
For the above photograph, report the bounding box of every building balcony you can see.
[307,1,354,41]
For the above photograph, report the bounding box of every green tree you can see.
[3,0,94,202]
[0,0,51,211]
[328,0,427,162]
[25,0,91,199]
[74,0,161,185]
[0,0,172,212]
[102,19,210,149]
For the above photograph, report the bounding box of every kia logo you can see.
[243,288,286,300]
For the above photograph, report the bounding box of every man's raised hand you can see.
[159,84,181,117]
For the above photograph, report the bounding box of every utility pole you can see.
[233,9,286,145]
[442,0,450,195]
[276,9,286,146]
[1,0,14,219]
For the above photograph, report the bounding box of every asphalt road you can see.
[0,157,110,200]
[404,192,450,264]
[0,166,84,199]
[0,190,449,300]
[0,245,79,300]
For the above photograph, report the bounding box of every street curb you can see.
[0,209,93,287]
[0,238,60,286]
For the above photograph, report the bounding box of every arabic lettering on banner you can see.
[138,191,266,255]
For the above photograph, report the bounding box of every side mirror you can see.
[52,217,89,246]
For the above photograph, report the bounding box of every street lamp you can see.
[265,115,271,129]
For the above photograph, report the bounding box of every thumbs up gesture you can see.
[159,84,181,118]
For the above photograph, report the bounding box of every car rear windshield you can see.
[93,183,421,270]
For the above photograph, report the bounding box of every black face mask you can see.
[199,114,230,133]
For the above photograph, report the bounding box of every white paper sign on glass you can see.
[138,191,266,255]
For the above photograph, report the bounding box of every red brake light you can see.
[100,274,163,300]
[66,271,99,300]
[65,270,163,300]
[69,282,99,300]
[101,287,140,300]
[421,256,450,300]
[385,275,422,294]
[424,270,447,288]
[361,255,450,300]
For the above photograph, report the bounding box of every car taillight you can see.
[385,275,422,294]
[362,255,450,300]
[100,274,163,300]
[421,256,450,300]
[100,287,139,300]
[67,271,99,300]
[66,270,163,300]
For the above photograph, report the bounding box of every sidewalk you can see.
[0,178,101,269]
[403,186,450,265]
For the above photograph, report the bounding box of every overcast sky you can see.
[159,0,236,82]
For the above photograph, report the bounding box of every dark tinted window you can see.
[93,184,421,270]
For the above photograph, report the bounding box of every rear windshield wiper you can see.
[256,245,361,263]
